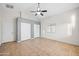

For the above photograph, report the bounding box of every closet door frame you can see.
[21,22,31,41]
[34,24,41,38]
[16,17,41,42]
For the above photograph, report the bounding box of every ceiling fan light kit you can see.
[31,3,47,16]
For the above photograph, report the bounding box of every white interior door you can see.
[21,22,31,41]
[34,24,40,38]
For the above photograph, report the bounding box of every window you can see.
[48,24,56,33]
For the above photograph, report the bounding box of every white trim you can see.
[42,37,79,46]
[17,40,21,43]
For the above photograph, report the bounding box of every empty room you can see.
[0,3,79,56]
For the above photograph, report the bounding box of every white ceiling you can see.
[0,3,79,19]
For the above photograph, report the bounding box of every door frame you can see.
[16,17,41,42]
[21,22,31,41]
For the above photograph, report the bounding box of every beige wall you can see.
[41,7,79,45]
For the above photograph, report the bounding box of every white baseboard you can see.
[42,37,79,46]
[17,40,21,43]
[2,39,15,44]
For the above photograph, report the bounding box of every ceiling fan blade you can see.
[40,13,43,16]
[41,10,47,12]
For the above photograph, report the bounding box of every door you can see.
[21,22,31,41]
[34,24,40,38]
[17,18,41,42]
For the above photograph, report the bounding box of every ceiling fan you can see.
[31,3,47,16]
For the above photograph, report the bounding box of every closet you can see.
[16,18,40,42]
